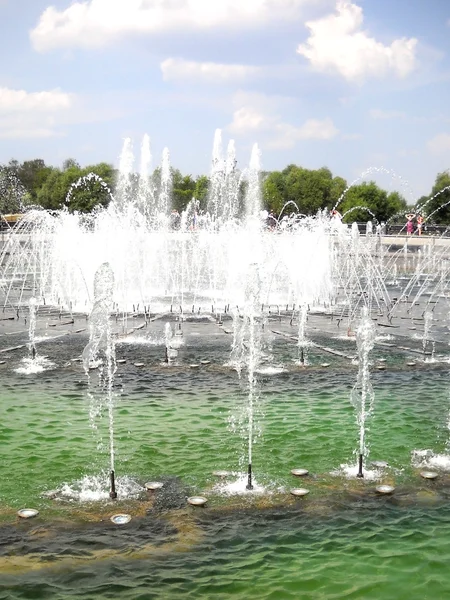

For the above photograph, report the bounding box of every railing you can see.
[354,223,450,237]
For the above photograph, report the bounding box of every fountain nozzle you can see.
[110,470,118,499]
[246,463,254,490]
[356,454,364,478]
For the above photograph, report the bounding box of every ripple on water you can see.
[1,347,450,597]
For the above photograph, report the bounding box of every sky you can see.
[1,0,450,199]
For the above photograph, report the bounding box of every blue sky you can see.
[1,0,450,199]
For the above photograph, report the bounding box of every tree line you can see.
[1,157,450,224]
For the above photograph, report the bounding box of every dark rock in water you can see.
[147,477,191,513]
[0,525,32,556]
[0,515,178,558]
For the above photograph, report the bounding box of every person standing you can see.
[406,214,414,235]
[417,215,424,235]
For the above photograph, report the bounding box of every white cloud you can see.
[31,0,317,52]
[0,125,63,140]
[161,58,261,84]
[427,133,450,155]
[229,107,268,134]
[227,95,338,149]
[293,117,338,140]
[297,1,418,81]
[0,87,71,112]
[0,87,73,139]
[369,109,407,120]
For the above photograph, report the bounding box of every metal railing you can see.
[355,223,450,237]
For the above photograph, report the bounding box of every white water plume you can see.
[137,134,155,218]
[158,147,172,222]
[82,263,117,476]
[115,138,134,211]
[351,308,376,466]
[27,296,37,359]
[230,264,265,484]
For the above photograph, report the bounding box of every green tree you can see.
[424,171,450,224]
[385,191,408,221]
[62,158,81,171]
[263,171,286,215]
[194,175,209,210]
[172,169,196,213]
[65,164,115,212]
[36,168,69,210]
[0,165,27,213]
[330,176,347,207]
[263,166,347,217]
[36,163,115,212]
[16,159,54,203]
[339,181,407,223]
[282,165,335,215]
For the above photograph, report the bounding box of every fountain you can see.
[82,262,117,498]
[352,308,376,478]
[27,297,37,360]
[3,131,450,598]
[230,263,264,490]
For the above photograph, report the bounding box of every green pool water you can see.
[0,331,450,599]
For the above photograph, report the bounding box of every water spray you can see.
[351,308,376,480]
[82,263,117,502]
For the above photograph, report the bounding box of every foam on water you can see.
[214,473,266,495]
[15,356,56,374]
[117,335,165,346]
[255,366,286,375]
[412,449,450,471]
[332,463,383,481]
[56,474,143,502]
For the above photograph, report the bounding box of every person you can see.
[406,214,414,235]
[417,215,424,236]
[330,209,344,232]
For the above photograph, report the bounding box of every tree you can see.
[65,163,115,212]
[339,181,407,223]
[16,159,54,203]
[36,168,66,210]
[0,154,414,221]
[36,163,115,212]
[330,176,347,207]
[194,175,209,210]
[424,171,450,224]
[62,158,80,171]
[263,171,286,215]
[385,191,408,222]
[0,166,27,213]
[278,165,337,215]
[172,169,196,213]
